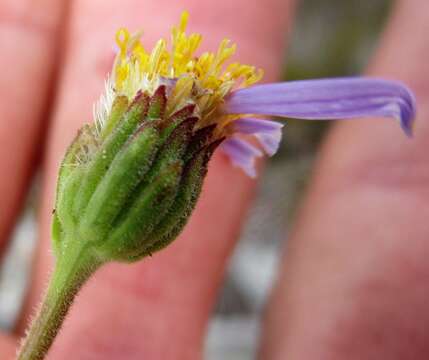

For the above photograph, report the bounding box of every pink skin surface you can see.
[1,0,292,359]
[0,0,428,359]
[262,1,429,359]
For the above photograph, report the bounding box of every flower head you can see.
[52,12,417,264]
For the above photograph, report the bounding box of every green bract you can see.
[53,85,220,263]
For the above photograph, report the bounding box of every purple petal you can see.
[224,77,416,136]
[220,137,263,178]
[228,118,284,157]
[233,117,284,134]
[255,131,282,156]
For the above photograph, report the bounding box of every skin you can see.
[0,0,427,359]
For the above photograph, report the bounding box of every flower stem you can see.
[17,241,102,360]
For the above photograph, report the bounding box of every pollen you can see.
[105,11,263,128]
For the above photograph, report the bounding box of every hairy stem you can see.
[17,242,102,360]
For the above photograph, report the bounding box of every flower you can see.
[53,11,416,263]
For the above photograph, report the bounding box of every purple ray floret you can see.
[220,137,263,178]
[224,77,416,136]
[254,132,282,156]
[220,117,284,175]
[233,118,284,134]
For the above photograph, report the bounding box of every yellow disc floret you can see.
[95,11,263,132]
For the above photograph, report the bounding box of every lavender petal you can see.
[255,131,282,156]
[232,117,284,134]
[220,137,263,178]
[224,78,416,136]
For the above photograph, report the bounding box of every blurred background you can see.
[0,0,392,358]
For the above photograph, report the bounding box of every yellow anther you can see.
[108,11,263,124]
[179,11,189,33]
[115,28,130,59]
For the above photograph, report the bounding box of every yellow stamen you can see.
[106,11,262,128]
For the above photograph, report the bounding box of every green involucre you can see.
[53,85,221,263]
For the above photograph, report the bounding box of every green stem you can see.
[17,241,102,360]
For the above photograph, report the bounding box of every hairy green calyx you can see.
[53,85,220,263]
